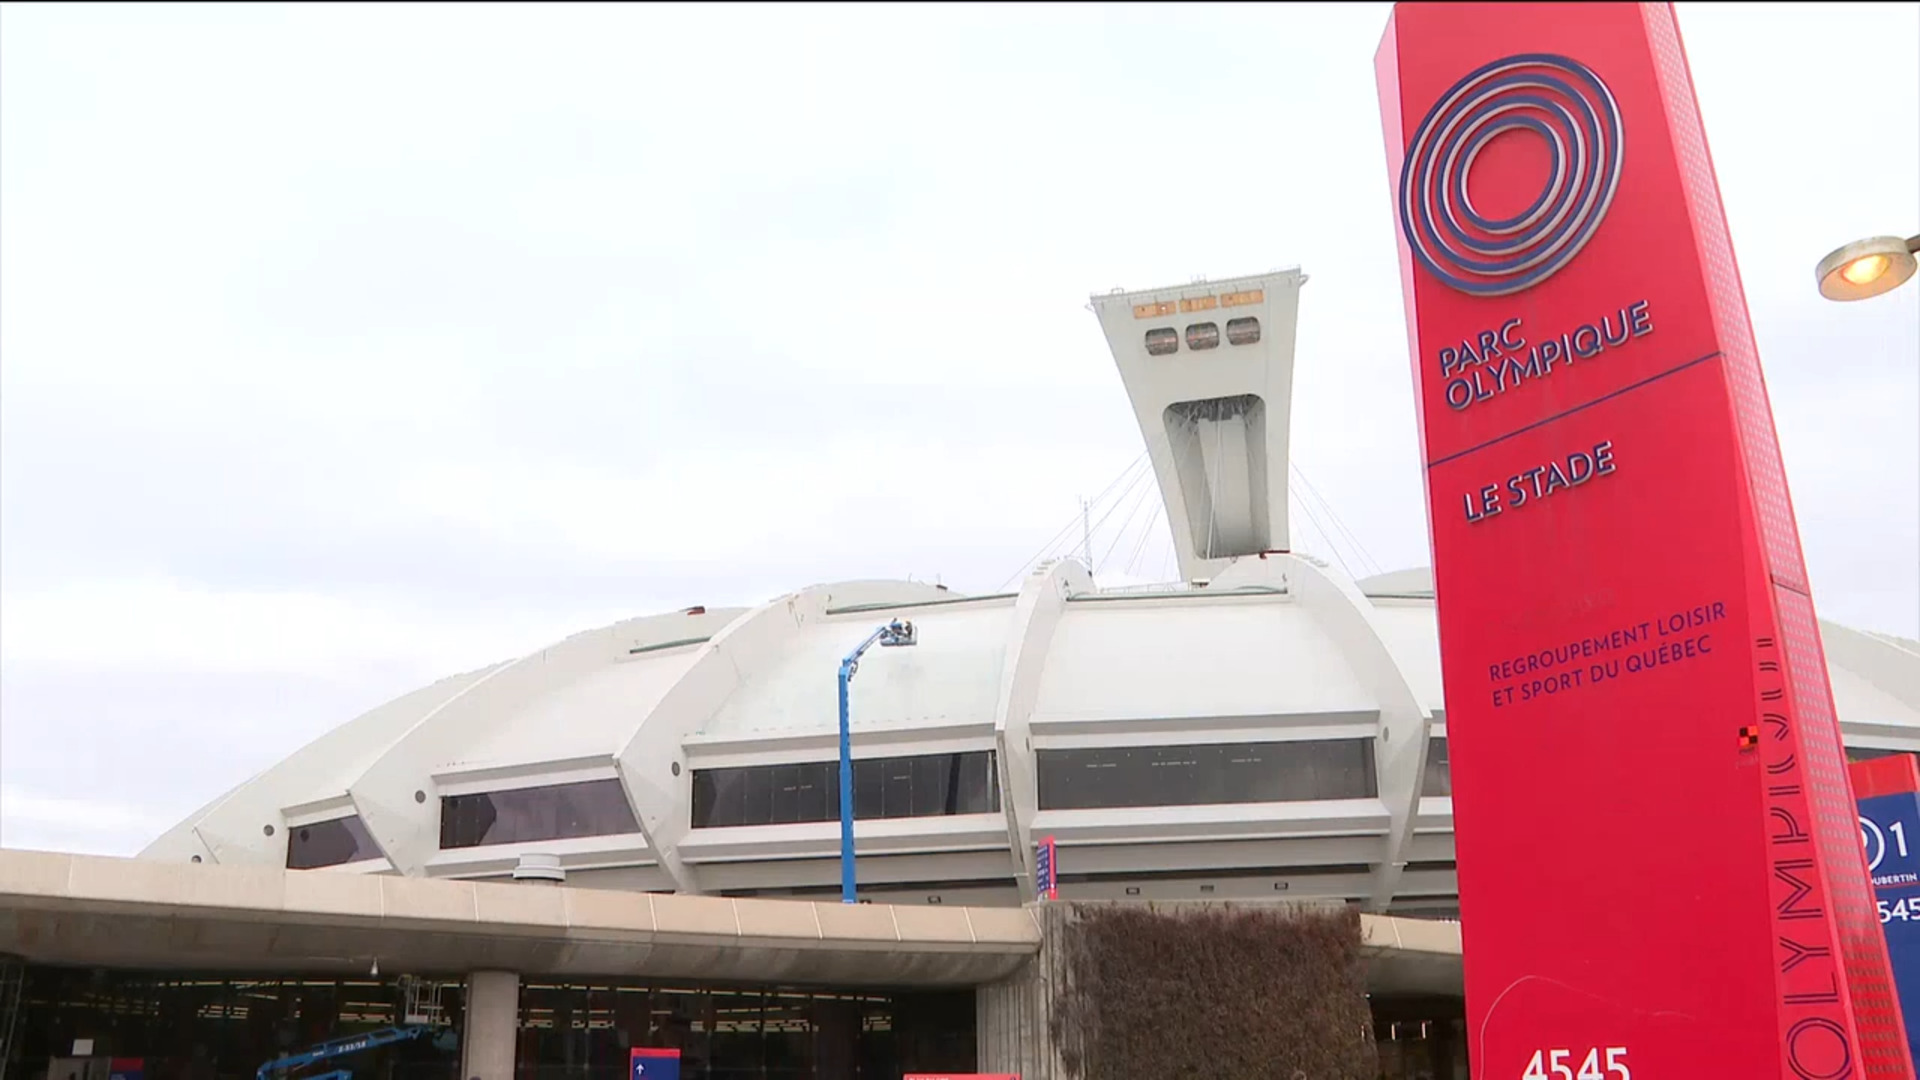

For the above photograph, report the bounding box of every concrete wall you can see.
[976,903,1072,1080]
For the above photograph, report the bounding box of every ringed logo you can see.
[1399,53,1625,298]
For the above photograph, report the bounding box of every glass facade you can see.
[440,780,640,850]
[1225,316,1261,345]
[4,968,974,1080]
[1036,739,1376,810]
[286,816,382,870]
[9,970,466,1080]
[1372,997,1469,1080]
[690,752,999,829]
[6,965,1459,1080]
[515,982,972,1080]
[1183,322,1220,350]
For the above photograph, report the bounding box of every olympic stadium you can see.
[132,268,1920,906]
[2,270,1916,1080]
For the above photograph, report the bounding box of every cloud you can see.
[0,786,168,857]
[0,578,574,679]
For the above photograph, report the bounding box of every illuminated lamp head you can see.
[1816,234,1920,301]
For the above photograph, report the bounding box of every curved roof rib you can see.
[346,608,749,876]
[990,559,1093,900]
[615,581,955,894]
[139,664,505,866]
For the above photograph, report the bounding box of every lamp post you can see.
[837,618,917,903]
[1815,234,1920,301]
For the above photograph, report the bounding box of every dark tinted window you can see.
[1848,747,1920,765]
[286,814,382,869]
[1036,740,1375,810]
[1056,863,1371,885]
[1388,903,1461,919]
[692,752,999,829]
[440,778,640,849]
[1422,737,1452,797]
[1185,322,1220,350]
[1226,316,1261,345]
[1144,327,1179,356]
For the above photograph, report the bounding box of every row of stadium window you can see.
[279,740,1915,869]
[1146,316,1261,356]
[285,741,1396,868]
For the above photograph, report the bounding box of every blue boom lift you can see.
[256,978,453,1080]
[254,1025,437,1080]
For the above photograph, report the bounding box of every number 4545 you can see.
[1523,1048,1630,1080]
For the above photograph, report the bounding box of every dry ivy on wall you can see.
[1046,902,1376,1080]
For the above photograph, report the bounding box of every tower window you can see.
[1145,327,1179,356]
[1226,316,1261,345]
[1185,322,1220,350]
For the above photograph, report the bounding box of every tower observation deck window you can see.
[286,814,382,869]
[1036,739,1376,811]
[1144,327,1179,356]
[1185,322,1220,350]
[691,751,1000,829]
[1226,316,1261,345]
[439,778,640,849]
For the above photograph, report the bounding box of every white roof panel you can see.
[702,602,1016,740]
[437,647,702,773]
[1034,597,1377,723]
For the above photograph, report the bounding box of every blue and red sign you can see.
[1856,755,1920,1071]
[107,1059,143,1080]
[629,1048,680,1080]
[1035,836,1057,901]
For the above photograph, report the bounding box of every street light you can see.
[1816,234,1920,301]
[837,618,918,903]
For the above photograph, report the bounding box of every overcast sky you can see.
[2,2,1916,857]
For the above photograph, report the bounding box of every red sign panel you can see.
[1856,756,1920,802]
[1376,4,1910,1078]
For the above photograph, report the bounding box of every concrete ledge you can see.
[0,849,1037,986]
[0,850,1456,994]
[1360,912,1462,956]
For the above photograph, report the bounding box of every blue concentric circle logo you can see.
[1399,53,1625,298]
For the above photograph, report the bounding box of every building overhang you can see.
[0,849,1037,987]
[0,849,1462,995]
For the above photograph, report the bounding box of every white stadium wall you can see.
[136,559,1920,914]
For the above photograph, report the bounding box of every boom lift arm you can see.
[254,1024,436,1080]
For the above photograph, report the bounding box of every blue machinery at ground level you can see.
[254,1025,444,1080]
[837,619,918,904]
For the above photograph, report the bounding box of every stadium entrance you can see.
[3,967,976,1080]
[1372,995,1468,1079]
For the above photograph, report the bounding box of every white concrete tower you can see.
[1089,269,1307,583]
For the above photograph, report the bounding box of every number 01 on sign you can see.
[1522,1047,1629,1080]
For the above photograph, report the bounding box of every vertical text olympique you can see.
[1436,300,1654,411]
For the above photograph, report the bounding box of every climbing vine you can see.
[1045,902,1375,1080]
